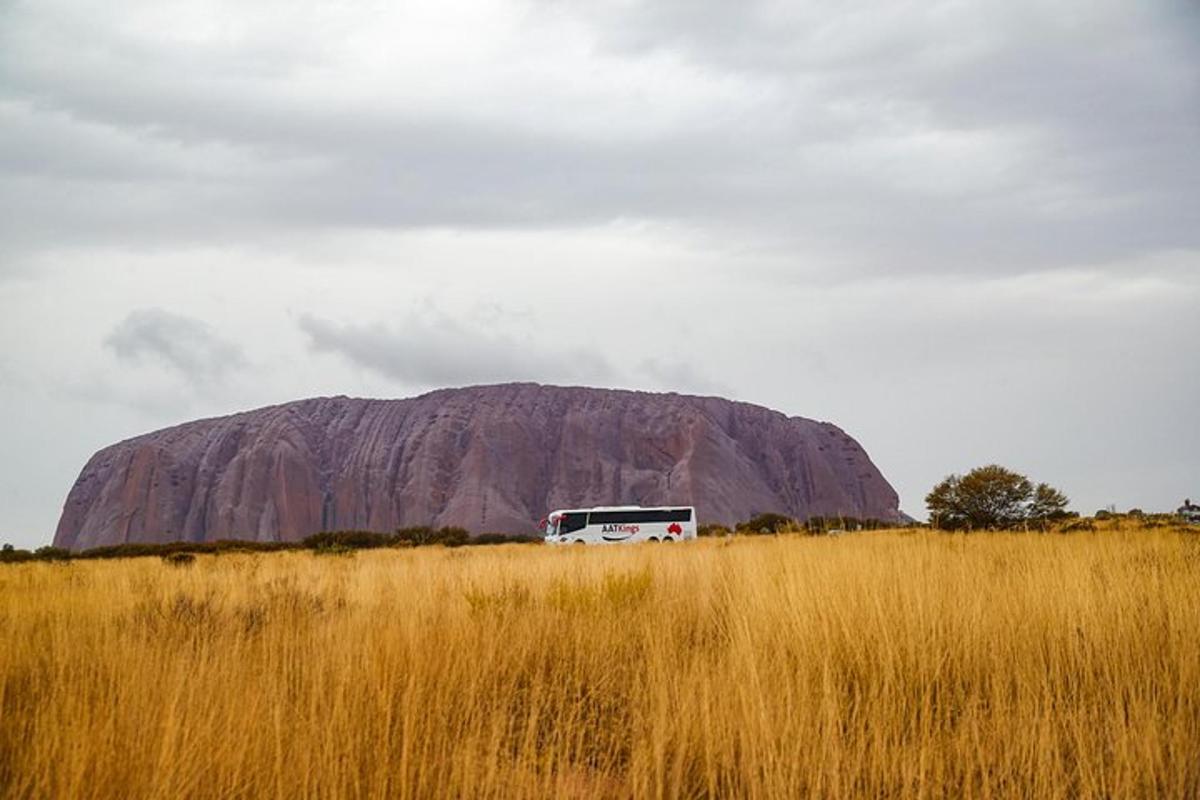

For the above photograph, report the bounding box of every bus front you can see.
[541,512,563,544]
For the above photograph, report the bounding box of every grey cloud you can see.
[1,1,1196,274]
[583,0,1200,263]
[1,0,1198,548]
[298,313,613,387]
[104,309,245,382]
[299,311,727,397]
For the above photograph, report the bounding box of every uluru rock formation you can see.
[54,383,901,549]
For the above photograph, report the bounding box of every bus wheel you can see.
[662,536,675,543]
[574,540,586,546]
[648,537,659,543]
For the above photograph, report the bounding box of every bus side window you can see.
[560,512,589,535]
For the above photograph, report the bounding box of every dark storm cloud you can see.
[298,313,614,387]
[104,308,245,382]
[1,0,1197,273]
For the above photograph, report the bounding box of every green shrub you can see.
[303,531,393,550]
[33,546,71,562]
[394,526,438,546]
[472,533,540,546]
[736,513,797,535]
[394,526,471,547]
[436,527,470,547]
[0,544,33,564]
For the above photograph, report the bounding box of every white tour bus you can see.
[542,506,697,545]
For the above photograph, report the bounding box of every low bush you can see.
[303,531,394,550]
[472,533,541,546]
[33,546,71,561]
[394,526,471,547]
[437,527,470,547]
[393,526,439,546]
[1,544,34,564]
[736,513,797,535]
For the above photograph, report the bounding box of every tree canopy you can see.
[926,465,1070,530]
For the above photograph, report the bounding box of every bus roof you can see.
[550,505,695,514]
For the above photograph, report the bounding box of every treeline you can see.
[2,515,911,564]
[0,528,541,564]
[9,493,1182,564]
[699,512,903,537]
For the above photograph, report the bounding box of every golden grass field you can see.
[2,526,1199,799]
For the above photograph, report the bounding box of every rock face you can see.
[54,383,901,548]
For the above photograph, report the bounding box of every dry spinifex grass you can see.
[1,528,1198,798]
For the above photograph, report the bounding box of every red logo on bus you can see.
[667,523,682,535]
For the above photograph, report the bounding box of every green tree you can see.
[1028,483,1071,529]
[926,465,1068,530]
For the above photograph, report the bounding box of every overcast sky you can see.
[2,0,1198,547]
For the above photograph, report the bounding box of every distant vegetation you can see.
[7,499,1196,564]
[0,515,907,563]
[1,522,1197,796]
[698,513,903,537]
